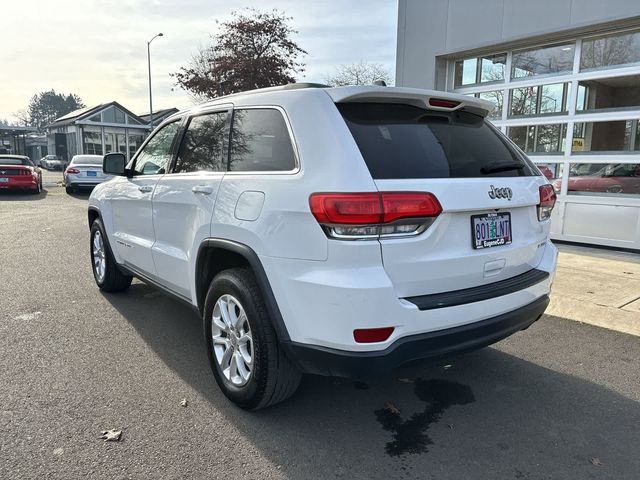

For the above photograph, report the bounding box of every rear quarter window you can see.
[338,103,537,179]
[229,108,297,172]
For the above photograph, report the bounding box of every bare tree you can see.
[324,61,392,87]
[13,109,30,127]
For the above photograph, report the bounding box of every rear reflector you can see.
[309,192,442,239]
[353,327,394,343]
[428,98,460,109]
[537,184,556,221]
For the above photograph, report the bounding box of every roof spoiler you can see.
[325,86,493,118]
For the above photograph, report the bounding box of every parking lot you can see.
[1,182,639,479]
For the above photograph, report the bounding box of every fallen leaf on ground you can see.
[53,448,64,456]
[590,458,604,466]
[384,402,400,415]
[100,429,122,442]
[443,364,453,369]
[397,377,415,384]
[180,398,188,407]
[447,424,454,430]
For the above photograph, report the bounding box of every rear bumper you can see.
[286,295,549,377]
[65,177,105,187]
[0,178,38,190]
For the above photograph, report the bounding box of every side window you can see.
[229,109,296,172]
[133,121,180,175]
[174,111,228,173]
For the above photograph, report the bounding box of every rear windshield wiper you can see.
[481,161,525,174]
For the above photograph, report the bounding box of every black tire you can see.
[90,218,132,292]
[65,186,74,194]
[203,268,301,410]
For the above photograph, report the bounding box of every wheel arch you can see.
[196,239,291,343]
[88,207,100,228]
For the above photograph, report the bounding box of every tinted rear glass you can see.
[338,103,536,179]
[72,157,102,165]
[0,158,28,165]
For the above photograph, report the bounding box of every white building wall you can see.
[397,0,640,89]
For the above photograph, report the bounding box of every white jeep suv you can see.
[88,84,557,410]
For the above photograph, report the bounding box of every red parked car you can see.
[0,155,43,194]
[553,163,640,195]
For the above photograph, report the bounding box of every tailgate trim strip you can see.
[404,268,549,310]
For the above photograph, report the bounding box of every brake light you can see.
[66,168,80,174]
[428,98,460,109]
[537,184,556,221]
[309,192,442,239]
[354,327,394,343]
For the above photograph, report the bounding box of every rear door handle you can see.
[138,185,153,193]
[192,185,214,195]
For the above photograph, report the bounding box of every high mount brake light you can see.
[309,192,442,239]
[428,98,461,109]
[537,184,556,221]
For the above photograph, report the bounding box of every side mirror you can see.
[103,153,127,176]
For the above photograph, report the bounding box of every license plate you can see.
[471,212,512,249]
[86,171,97,177]
[0,177,8,182]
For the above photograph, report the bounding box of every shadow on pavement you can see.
[0,189,48,201]
[104,283,640,479]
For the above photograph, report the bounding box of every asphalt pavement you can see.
[1,183,639,479]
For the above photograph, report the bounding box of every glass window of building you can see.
[102,107,116,124]
[115,109,126,124]
[567,163,640,197]
[104,132,115,153]
[580,29,640,71]
[572,120,640,153]
[511,43,574,79]
[83,130,102,155]
[454,53,506,87]
[128,134,145,159]
[510,83,568,116]
[507,124,567,154]
[576,75,640,112]
[469,91,503,119]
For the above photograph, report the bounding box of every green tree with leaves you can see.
[27,90,85,131]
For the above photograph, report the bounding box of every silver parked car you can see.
[40,154,63,170]
[64,155,112,194]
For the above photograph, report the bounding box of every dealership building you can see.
[396,0,640,250]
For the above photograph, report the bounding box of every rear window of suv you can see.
[338,103,536,179]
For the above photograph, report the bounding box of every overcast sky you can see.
[3,0,397,122]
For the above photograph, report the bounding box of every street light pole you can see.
[147,32,163,131]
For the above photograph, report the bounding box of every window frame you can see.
[226,105,301,175]
[128,117,183,176]
[168,107,232,175]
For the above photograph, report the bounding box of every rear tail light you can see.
[353,327,394,343]
[537,184,556,221]
[309,192,442,239]
[66,168,80,174]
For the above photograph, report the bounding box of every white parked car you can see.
[64,155,113,193]
[87,84,558,409]
[40,154,63,170]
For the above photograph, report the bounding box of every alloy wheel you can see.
[92,230,106,283]
[211,294,253,386]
